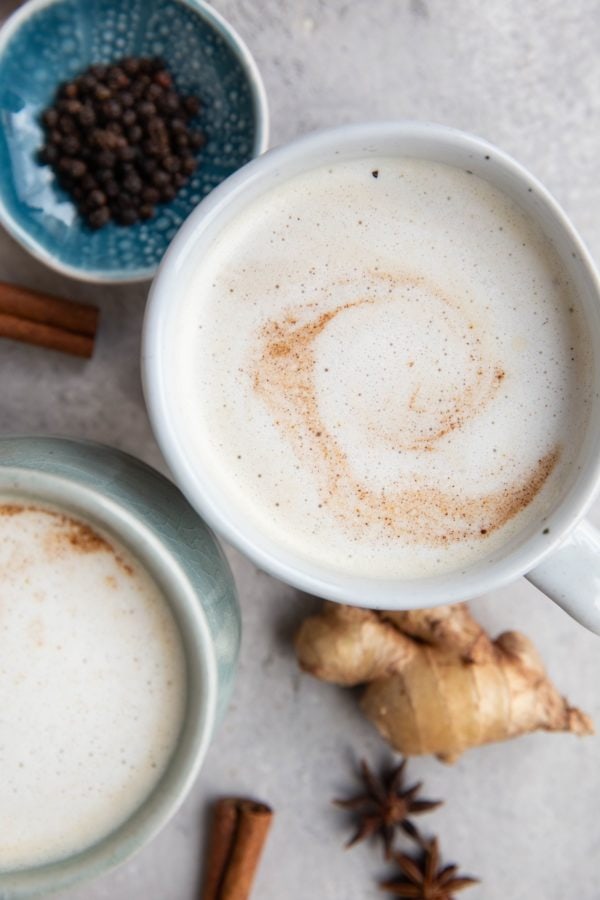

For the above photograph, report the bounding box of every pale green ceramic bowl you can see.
[0,436,240,899]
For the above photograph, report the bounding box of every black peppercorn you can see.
[95,167,113,184]
[62,82,79,100]
[158,92,180,114]
[160,185,177,202]
[141,139,159,158]
[102,99,122,120]
[181,155,197,175]
[174,132,190,149]
[70,159,87,179]
[64,99,83,116]
[59,115,77,135]
[93,149,117,168]
[62,135,81,156]
[78,105,96,127]
[151,168,170,189]
[126,124,143,143]
[93,129,117,149]
[57,156,74,173]
[183,96,201,116]
[42,108,59,129]
[137,101,157,119]
[122,109,137,127]
[120,91,135,109]
[80,173,98,191]
[39,144,58,165]
[122,57,141,76]
[153,70,172,90]
[139,157,158,176]
[88,189,107,207]
[94,84,111,102]
[123,172,143,194]
[104,180,120,198]
[88,206,111,229]
[108,68,129,90]
[189,131,206,150]
[163,155,181,173]
[170,117,186,134]
[146,83,163,102]
[79,74,97,93]
[89,64,108,81]
[141,185,160,204]
[118,144,137,162]
[146,118,168,142]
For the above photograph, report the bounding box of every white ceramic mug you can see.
[143,121,600,634]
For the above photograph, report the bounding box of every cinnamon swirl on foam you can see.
[172,157,592,578]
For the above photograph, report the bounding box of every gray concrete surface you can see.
[1,1,599,897]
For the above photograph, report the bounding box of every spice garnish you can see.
[0,281,98,357]
[335,758,442,858]
[38,57,205,229]
[380,836,479,899]
[202,797,273,900]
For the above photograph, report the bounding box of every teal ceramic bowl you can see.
[0,0,268,283]
[0,437,240,898]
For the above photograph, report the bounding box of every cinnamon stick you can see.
[203,799,239,900]
[0,282,99,357]
[219,801,273,900]
[202,798,273,900]
[0,313,94,358]
[0,282,98,335]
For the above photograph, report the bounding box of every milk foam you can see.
[172,157,592,578]
[0,502,186,871]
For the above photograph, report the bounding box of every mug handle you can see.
[526,519,600,634]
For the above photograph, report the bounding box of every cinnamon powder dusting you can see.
[0,503,134,575]
[251,275,561,546]
[63,521,111,554]
[0,504,29,516]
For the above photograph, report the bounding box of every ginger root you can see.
[295,602,593,762]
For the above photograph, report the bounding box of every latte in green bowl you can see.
[0,437,240,898]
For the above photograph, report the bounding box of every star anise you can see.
[334,758,442,858]
[381,836,479,899]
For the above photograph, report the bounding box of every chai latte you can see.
[0,502,186,871]
[171,157,592,578]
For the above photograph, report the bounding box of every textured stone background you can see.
[1,1,599,898]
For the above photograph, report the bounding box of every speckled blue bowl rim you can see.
[0,0,269,284]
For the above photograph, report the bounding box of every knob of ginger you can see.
[295,602,593,762]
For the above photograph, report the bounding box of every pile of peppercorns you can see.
[38,57,205,229]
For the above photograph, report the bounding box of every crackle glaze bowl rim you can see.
[0,0,269,284]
